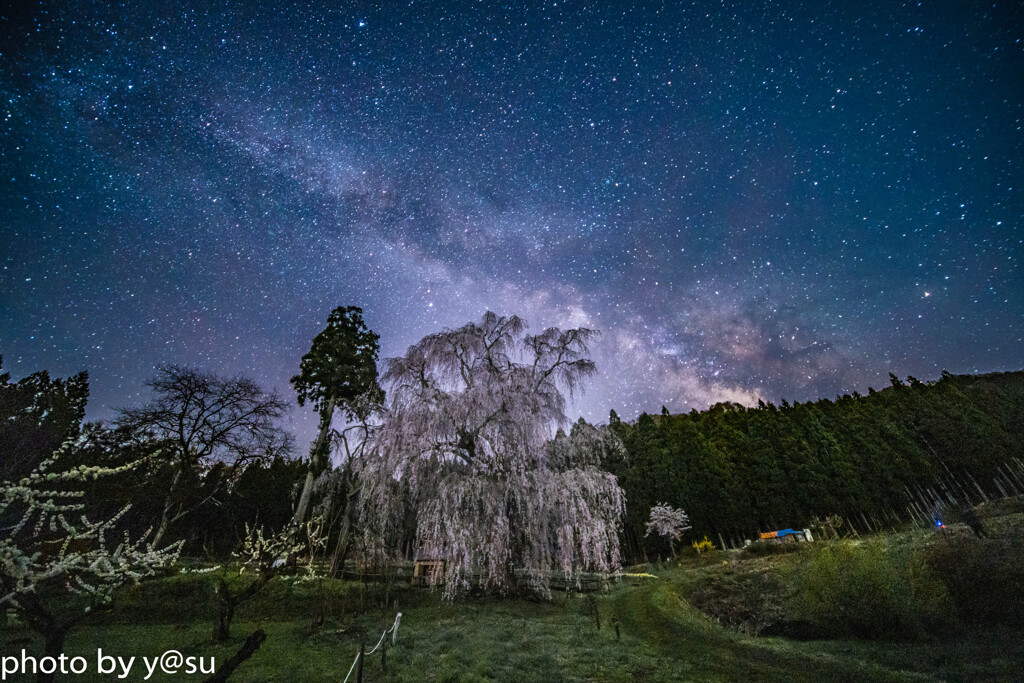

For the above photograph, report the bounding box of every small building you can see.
[758,528,814,543]
[412,558,445,586]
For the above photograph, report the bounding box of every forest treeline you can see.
[4,352,1024,565]
[608,371,1024,561]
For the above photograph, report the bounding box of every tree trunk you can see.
[213,600,234,642]
[212,571,274,644]
[152,465,185,547]
[37,627,67,683]
[204,630,266,683]
[19,594,68,683]
[293,397,336,529]
[329,485,355,577]
[212,578,235,642]
[293,470,317,532]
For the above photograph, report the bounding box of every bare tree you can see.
[358,312,625,598]
[118,366,291,546]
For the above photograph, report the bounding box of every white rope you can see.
[366,629,388,655]
[341,652,359,683]
[366,612,403,655]
[341,612,402,682]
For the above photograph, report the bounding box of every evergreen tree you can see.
[290,306,383,528]
[0,356,89,481]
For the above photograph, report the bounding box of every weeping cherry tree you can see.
[358,311,625,598]
[645,503,692,559]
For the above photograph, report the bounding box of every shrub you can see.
[687,567,788,635]
[974,495,1024,519]
[924,534,1024,624]
[692,536,715,554]
[792,540,952,639]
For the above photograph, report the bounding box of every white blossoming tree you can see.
[0,437,180,681]
[644,503,692,559]
[358,312,625,598]
[210,523,303,643]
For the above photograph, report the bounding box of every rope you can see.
[367,612,403,654]
[365,629,387,655]
[341,612,402,683]
[341,652,359,683]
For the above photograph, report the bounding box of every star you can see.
[0,0,1020,442]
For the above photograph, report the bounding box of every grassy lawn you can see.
[4,567,1018,681]
[5,581,923,682]
[4,510,1023,681]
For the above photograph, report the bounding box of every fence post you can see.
[356,642,364,683]
[586,595,601,630]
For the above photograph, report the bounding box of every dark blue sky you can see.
[2,1,1022,442]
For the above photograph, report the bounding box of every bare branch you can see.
[116,366,292,544]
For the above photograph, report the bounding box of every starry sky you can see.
[2,1,1022,442]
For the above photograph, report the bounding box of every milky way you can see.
[2,1,1022,442]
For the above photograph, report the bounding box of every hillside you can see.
[12,502,1021,682]
[608,371,1024,560]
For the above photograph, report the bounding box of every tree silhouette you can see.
[290,306,382,528]
[118,366,291,546]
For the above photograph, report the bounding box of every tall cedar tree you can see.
[290,306,382,528]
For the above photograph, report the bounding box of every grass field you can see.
[4,509,1024,682]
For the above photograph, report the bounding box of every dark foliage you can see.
[290,305,382,420]
[0,355,89,481]
[924,532,1024,625]
[609,371,1024,561]
[740,542,805,558]
[187,456,307,556]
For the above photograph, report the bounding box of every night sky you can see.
[2,1,1022,443]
